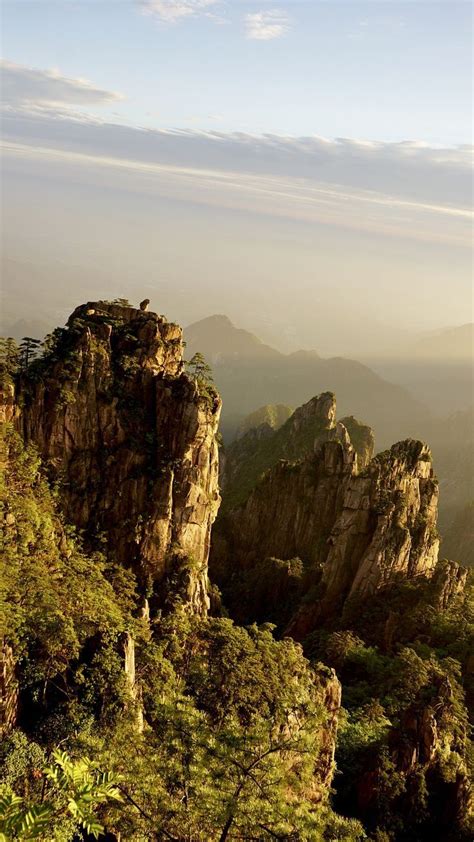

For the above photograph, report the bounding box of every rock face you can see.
[316,439,439,623]
[430,558,469,609]
[339,416,374,469]
[313,667,342,797]
[387,676,471,830]
[220,392,372,511]
[11,302,221,612]
[0,642,18,737]
[120,632,143,733]
[213,393,442,635]
[215,436,356,574]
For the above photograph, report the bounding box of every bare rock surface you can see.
[10,301,222,612]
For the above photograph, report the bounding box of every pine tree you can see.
[187,352,214,384]
[0,337,20,382]
[19,337,42,370]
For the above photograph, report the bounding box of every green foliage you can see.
[0,422,362,839]
[0,338,20,386]
[217,555,305,628]
[86,609,365,840]
[0,747,122,841]
[185,351,220,407]
[186,351,214,384]
[309,580,473,841]
[18,338,42,372]
[2,317,471,842]
[0,425,136,718]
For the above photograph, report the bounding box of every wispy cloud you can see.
[139,0,220,23]
[245,9,290,40]
[2,103,471,245]
[0,59,124,110]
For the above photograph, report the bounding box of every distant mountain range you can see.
[185,314,430,447]
[414,323,473,360]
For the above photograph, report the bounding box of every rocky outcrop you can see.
[317,440,439,622]
[430,559,468,609]
[214,436,356,575]
[0,642,18,737]
[213,392,445,636]
[355,680,471,833]
[339,415,374,469]
[237,403,293,439]
[120,632,143,733]
[9,302,221,612]
[313,667,342,797]
[0,382,17,425]
[236,403,293,439]
[220,392,372,511]
[388,676,472,829]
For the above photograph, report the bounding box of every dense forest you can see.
[1,301,472,841]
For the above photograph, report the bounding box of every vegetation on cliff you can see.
[1,304,472,841]
[213,391,473,841]
[0,426,364,840]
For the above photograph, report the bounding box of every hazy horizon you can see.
[1,0,473,358]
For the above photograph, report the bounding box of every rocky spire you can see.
[212,392,450,638]
[8,301,222,613]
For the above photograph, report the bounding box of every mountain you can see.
[185,314,281,363]
[213,393,440,629]
[220,394,374,512]
[211,391,472,839]
[7,300,222,610]
[362,324,473,418]
[1,302,471,841]
[184,314,430,447]
[236,403,293,438]
[415,323,473,360]
[0,301,354,840]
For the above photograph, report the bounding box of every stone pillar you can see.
[0,641,18,736]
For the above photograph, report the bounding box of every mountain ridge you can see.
[184,312,431,447]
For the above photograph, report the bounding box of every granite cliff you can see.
[4,301,222,612]
[213,393,444,635]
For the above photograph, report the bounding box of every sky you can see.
[1,0,473,355]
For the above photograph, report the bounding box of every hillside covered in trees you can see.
[1,301,472,841]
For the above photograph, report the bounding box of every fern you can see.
[0,752,122,841]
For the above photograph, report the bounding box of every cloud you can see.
[245,10,290,41]
[0,60,124,110]
[1,106,471,246]
[139,0,219,23]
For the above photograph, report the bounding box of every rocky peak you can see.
[288,391,336,433]
[8,301,222,613]
[212,392,450,638]
[339,415,375,468]
[220,392,371,511]
[430,559,468,609]
[314,439,439,626]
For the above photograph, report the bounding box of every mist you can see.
[1,130,472,362]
